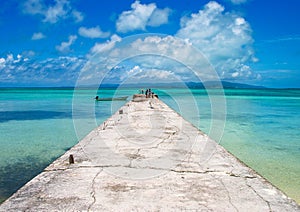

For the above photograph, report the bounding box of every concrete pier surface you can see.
[1,97,299,211]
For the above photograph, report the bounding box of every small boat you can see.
[95,96,128,101]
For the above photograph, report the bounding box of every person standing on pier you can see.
[145,89,149,98]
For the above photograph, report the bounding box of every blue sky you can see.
[0,0,299,88]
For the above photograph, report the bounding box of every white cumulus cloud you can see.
[148,8,171,27]
[72,10,84,23]
[23,0,84,24]
[56,35,77,53]
[89,34,122,54]
[78,26,110,38]
[176,1,258,80]
[121,65,176,83]
[0,58,6,69]
[43,0,69,23]
[31,32,46,40]
[116,0,171,33]
[81,34,219,86]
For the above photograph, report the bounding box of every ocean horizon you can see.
[0,87,299,204]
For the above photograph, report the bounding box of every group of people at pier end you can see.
[141,88,155,98]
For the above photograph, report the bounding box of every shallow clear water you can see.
[0,88,299,203]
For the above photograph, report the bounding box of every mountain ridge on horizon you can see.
[95,81,267,89]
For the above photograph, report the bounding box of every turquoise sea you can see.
[0,88,299,204]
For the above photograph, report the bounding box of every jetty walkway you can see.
[0,95,299,211]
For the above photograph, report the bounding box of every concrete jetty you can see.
[1,96,299,211]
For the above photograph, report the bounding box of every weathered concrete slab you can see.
[1,98,299,211]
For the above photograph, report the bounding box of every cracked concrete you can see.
[0,97,299,211]
[88,168,102,211]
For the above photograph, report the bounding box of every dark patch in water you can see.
[0,110,72,123]
[63,147,71,152]
[0,156,51,203]
[274,146,286,151]
[0,196,6,204]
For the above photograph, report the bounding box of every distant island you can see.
[94,81,266,89]
[186,81,266,89]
